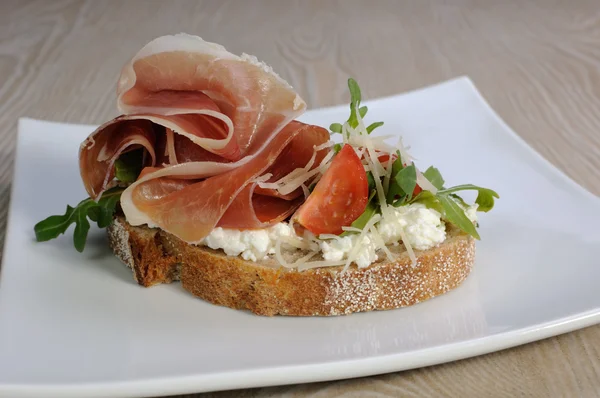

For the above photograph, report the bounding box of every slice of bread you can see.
[107,216,475,316]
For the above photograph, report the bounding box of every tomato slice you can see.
[375,152,397,164]
[294,144,368,235]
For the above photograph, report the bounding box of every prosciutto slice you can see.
[79,34,329,243]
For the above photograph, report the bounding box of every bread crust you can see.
[108,216,475,316]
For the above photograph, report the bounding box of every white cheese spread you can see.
[200,203,459,268]
[319,234,379,268]
[377,203,446,250]
[202,222,294,262]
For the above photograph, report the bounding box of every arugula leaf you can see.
[366,171,376,192]
[394,164,417,200]
[34,187,124,252]
[34,204,79,242]
[348,202,377,230]
[437,194,480,239]
[73,209,91,252]
[329,123,342,134]
[385,155,405,203]
[97,193,121,228]
[366,121,384,134]
[449,193,469,208]
[386,184,403,204]
[331,79,384,142]
[423,166,445,190]
[438,184,499,212]
[410,190,444,213]
[341,194,377,237]
[359,106,368,119]
[347,78,362,128]
[333,143,342,153]
[114,149,144,183]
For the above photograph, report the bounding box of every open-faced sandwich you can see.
[35,34,498,316]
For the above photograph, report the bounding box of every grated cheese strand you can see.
[257,148,335,195]
[416,168,438,194]
[301,183,310,199]
[369,223,395,262]
[382,153,394,195]
[295,251,318,267]
[318,233,344,241]
[396,137,414,165]
[253,173,273,183]
[314,140,334,151]
[278,235,310,250]
[397,225,417,266]
[343,214,381,272]
[297,259,347,271]
[274,238,294,268]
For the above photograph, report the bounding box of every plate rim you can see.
[2,311,599,398]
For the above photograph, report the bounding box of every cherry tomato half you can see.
[294,144,368,235]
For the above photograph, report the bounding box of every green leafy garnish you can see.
[423,166,445,190]
[438,184,499,212]
[328,78,499,241]
[114,149,144,183]
[347,78,362,128]
[366,171,377,192]
[34,146,147,252]
[437,193,480,239]
[385,154,404,203]
[411,190,444,213]
[410,182,499,239]
[34,187,124,252]
[449,193,469,208]
[366,122,384,134]
[359,106,368,119]
[394,164,417,200]
[329,78,499,242]
[330,78,384,138]
[341,191,377,236]
[329,123,342,134]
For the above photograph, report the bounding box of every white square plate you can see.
[1,77,599,398]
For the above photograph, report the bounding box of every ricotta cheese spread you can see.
[199,203,475,268]
[202,222,294,262]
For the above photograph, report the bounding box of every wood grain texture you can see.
[1,0,600,396]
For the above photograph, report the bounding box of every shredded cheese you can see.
[369,223,395,263]
[343,214,381,272]
[397,225,417,265]
[341,226,363,233]
[263,94,438,271]
[416,168,438,194]
[314,140,334,151]
[319,233,344,241]
[382,154,394,196]
[274,238,293,268]
[257,147,335,195]
[362,137,391,219]
[253,173,273,184]
[297,259,347,271]
[301,183,310,199]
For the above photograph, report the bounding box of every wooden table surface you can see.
[2,0,600,396]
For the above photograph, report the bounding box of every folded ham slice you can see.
[79,34,329,243]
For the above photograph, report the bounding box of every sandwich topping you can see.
[34,34,498,271]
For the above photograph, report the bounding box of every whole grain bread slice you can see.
[107,216,475,316]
